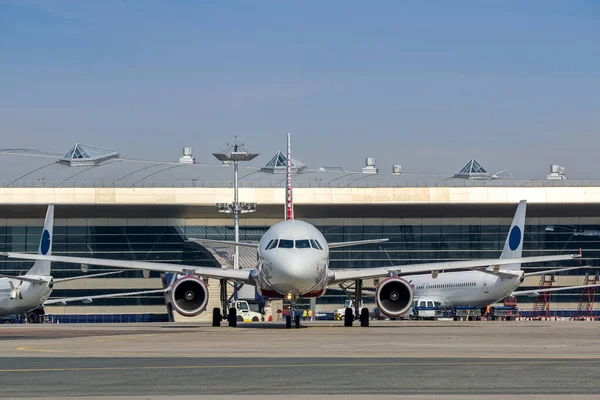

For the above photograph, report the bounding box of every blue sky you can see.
[1,1,598,178]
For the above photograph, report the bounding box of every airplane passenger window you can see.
[278,239,294,249]
[295,240,310,249]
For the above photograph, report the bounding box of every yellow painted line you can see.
[0,360,595,373]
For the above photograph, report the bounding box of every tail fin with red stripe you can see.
[285,133,294,220]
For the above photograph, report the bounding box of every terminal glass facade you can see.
[0,218,597,312]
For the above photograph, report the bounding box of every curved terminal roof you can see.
[0,146,595,188]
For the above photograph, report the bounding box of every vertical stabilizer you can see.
[497,200,526,270]
[285,133,294,220]
[26,204,54,277]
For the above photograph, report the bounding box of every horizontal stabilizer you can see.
[187,239,259,248]
[328,238,389,249]
[0,274,46,285]
[523,265,593,277]
[512,283,600,297]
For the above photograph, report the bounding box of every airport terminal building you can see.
[1,144,598,321]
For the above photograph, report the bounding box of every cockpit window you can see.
[264,239,274,250]
[295,240,310,249]
[278,239,294,249]
[266,239,278,250]
[310,239,323,250]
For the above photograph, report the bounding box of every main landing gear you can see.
[340,280,370,327]
[212,279,240,328]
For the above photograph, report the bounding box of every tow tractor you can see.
[334,299,355,321]
[229,300,265,322]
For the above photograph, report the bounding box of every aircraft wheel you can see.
[295,315,300,328]
[285,314,292,329]
[212,308,221,327]
[228,308,237,327]
[360,307,369,327]
[344,308,353,327]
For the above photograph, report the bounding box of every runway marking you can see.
[16,334,159,353]
[0,359,597,373]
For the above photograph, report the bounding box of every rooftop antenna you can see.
[213,136,259,270]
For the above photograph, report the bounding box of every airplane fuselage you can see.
[407,269,524,308]
[255,220,329,299]
[0,277,52,316]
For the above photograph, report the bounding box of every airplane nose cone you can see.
[269,258,320,294]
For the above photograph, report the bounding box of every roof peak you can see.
[454,158,491,179]
[261,151,306,173]
[59,143,119,166]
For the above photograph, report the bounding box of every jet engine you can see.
[170,276,209,317]
[376,277,413,318]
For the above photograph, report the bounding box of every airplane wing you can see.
[328,239,389,249]
[511,283,600,297]
[329,254,581,284]
[52,270,124,283]
[43,288,169,306]
[0,274,47,284]
[186,239,259,248]
[523,266,593,277]
[2,253,255,284]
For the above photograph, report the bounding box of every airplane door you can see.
[482,275,489,293]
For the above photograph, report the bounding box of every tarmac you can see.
[0,320,599,399]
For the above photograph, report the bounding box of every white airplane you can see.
[3,135,581,328]
[364,201,597,314]
[0,205,167,323]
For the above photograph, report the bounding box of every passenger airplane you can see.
[3,135,581,328]
[0,205,167,322]
[384,200,596,311]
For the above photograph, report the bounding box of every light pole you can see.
[213,137,259,269]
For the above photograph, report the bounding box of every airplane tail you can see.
[285,132,294,221]
[497,200,526,270]
[26,204,54,277]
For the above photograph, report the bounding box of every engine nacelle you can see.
[376,277,414,318]
[170,276,209,317]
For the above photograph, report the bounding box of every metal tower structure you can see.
[531,273,555,320]
[213,136,259,269]
[576,271,599,320]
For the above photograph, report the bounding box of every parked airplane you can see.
[0,205,167,322]
[360,201,596,312]
[3,135,581,328]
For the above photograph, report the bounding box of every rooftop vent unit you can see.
[393,164,402,174]
[59,143,119,167]
[362,157,378,174]
[261,151,306,174]
[454,158,491,179]
[179,147,196,164]
[547,164,567,180]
